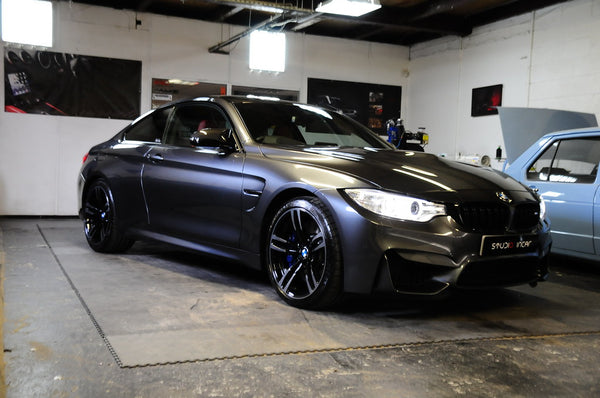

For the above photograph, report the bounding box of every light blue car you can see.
[505,128,600,261]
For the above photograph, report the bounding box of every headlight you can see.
[538,195,546,221]
[344,189,446,222]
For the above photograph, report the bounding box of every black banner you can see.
[4,47,141,120]
[307,78,402,134]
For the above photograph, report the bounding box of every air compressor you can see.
[386,118,429,151]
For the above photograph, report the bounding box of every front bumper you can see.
[373,247,550,295]
[334,199,552,296]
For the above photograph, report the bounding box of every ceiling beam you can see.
[362,7,472,36]
[468,0,570,27]
[291,14,324,31]
[208,13,290,54]
[216,5,245,22]
[201,0,311,14]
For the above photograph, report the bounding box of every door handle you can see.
[146,153,164,162]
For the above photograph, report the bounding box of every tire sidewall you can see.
[266,196,343,309]
[83,179,131,253]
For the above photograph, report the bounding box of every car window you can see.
[163,104,231,147]
[234,101,388,148]
[527,137,600,183]
[124,107,171,143]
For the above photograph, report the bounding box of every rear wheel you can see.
[82,179,134,253]
[266,197,343,309]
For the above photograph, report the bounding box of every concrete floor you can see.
[1,218,600,397]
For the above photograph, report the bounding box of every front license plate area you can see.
[480,235,538,257]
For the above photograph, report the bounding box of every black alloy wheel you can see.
[266,197,343,309]
[82,179,133,253]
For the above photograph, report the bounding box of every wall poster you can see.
[4,46,141,119]
[307,78,402,134]
[471,84,503,117]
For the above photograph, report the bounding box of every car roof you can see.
[199,95,298,105]
[149,95,298,111]
[538,127,600,139]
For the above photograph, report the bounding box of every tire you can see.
[82,179,134,253]
[266,197,343,309]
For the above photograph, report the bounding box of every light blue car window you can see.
[527,138,600,184]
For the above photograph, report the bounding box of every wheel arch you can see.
[79,171,109,216]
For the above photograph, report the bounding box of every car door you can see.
[595,183,600,255]
[141,102,245,248]
[525,137,600,255]
[106,105,173,227]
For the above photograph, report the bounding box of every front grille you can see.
[449,202,540,234]
[454,203,508,233]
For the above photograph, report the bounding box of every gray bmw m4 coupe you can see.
[78,96,551,309]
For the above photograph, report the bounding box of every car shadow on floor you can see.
[124,239,269,288]
[119,239,597,326]
[549,253,600,293]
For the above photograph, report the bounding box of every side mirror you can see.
[190,128,236,155]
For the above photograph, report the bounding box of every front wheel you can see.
[82,179,134,253]
[266,197,343,309]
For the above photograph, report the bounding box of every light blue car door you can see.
[525,138,600,255]
[595,182,600,255]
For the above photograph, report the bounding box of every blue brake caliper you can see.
[286,232,296,268]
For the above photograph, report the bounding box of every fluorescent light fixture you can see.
[316,0,381,17]
[167,79,199,86]
[2,0,53,47]
[249,30,286,73]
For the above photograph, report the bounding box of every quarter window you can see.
[124,107,171,143]
[527,137,600,184]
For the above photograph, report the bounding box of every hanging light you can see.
[249,30,286,73]
[2,0,53,47]
[316,0,381,17]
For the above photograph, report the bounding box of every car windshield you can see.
[233,101,390,149]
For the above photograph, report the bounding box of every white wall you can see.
[2,0,599,215]
[406,0,600,164]
[0,2,409,215]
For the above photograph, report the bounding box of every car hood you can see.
[261,146,532,203]
[498,107,597,166]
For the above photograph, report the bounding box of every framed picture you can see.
[307,78,401,134]
[471,84,502,117]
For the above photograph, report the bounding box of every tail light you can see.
[82,153,89,163]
